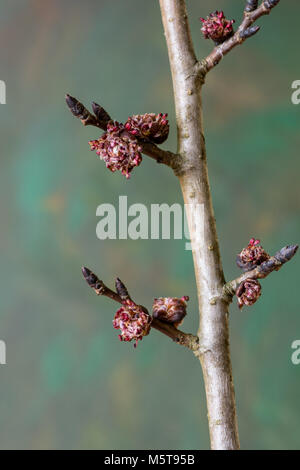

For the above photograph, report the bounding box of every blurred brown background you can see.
[0,0,299,449]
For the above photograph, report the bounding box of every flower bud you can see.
[91,101,111,125]
[89,121,142,179]
[245,1,258,13]
[236,279,261,309]
[113,299,152,347]
[125,113,169,144]
[152,296,189,327]
[200,11,235,44]
[236,238,270,272]
[66,94,98,127]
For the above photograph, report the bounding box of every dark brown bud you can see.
[81,266,97,286]
[92,102,112,125]
[65,94,99,127]
[240,25,260,39]
[81,266,106,295]
[245,0,258,12]
[115,278,130,301]
[264,0,280,9]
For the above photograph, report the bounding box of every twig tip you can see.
[81,266,91,278]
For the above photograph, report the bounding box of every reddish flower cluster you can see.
[89,121,142,179]
[236,238,270,272]
[125,113,169,144]
[113,299,152,347]
[152,296,189,327]
[200,11,235,44]
[236,279,262,309]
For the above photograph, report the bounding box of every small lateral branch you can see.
[81,267,198,351]
[223,244,298,299]
[198,0,281,76]
[66,94,181,171]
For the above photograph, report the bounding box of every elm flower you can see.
[200,11,235,44]
[125,113,169,144]
[236,238,270,272]
[113,299,152,347]
[236,279,262,309]
[89,121,142,179]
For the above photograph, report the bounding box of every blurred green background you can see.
[0,0,299,450]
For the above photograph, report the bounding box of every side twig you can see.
[197,0,281,76]
[223,245,298,300]
[81,267,199,351]
[65,94,181,171]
